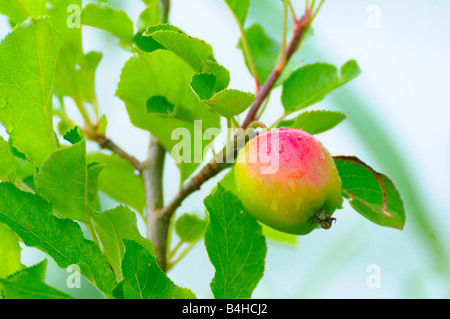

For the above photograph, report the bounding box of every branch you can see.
[241,9,311,129]
[154,128,257,240]
[143,137,167,270]
[91,134,143,171]
[149,7,313,271]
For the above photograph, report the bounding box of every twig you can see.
[92,134,143,172]
[241,8,311,129]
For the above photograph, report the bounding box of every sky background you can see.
[1,0,449,298]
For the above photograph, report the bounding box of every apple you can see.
[234,128,342,235]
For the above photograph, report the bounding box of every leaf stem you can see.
[74,98,95,133]
[255,92,271,121]
[225,3,261,92]
[167,240,184,261]
[288,1,297,21]
[268,113,287,130]
[167,243,195,271]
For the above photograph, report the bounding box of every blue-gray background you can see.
[1,0,449,298]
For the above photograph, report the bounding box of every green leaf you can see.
[92,206,155,282]
[116,50,220,180]
[278,110,346,134]
[238,23,305,87]
[54,50,102,105]
[144,26,213,71]
[36,128,103,222]
[0,261,74,299]
[195,89,256,118]
[0,223,22,278]
[0,0,46,23]
[281,61,361,114]
[0,18,62,167]
[201,61,231,93]
[113,240,176,299]
[0,183,117,296]
[224,0,251,26]
[0,136,15,182]
[173,286,197,299]
[48,0,102,106]
[137,0,164,31]
[175,214,207,244]
[81,3,135,44]
[135,24,182,52]
[87,152,145,214]
[204,185,267,299]
[238,24,279,84]
[334,156,406,230]
[190,73,217,101]
[147,95,175,114]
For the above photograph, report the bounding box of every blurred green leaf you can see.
[81,3,135,44]
[87,152,145,214]
[223,0,251,26]
[0,182,117,297]
[92,206,154,281]
[0,136,15,183]
[0,223,22,279]
[175,214,207,244]
[334,156,406,230]
[204,185,267,299]
[238,24,279,84]
[0,18,62,167]
[0,260,73,299]
[137,0,163,31]
[36,128,102,222]
[278,110,346,135]
[47,0,102,106]
[0,0,46,23]
[281,61,361,114]
[116,50,220,180]
[113,240,176,299]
